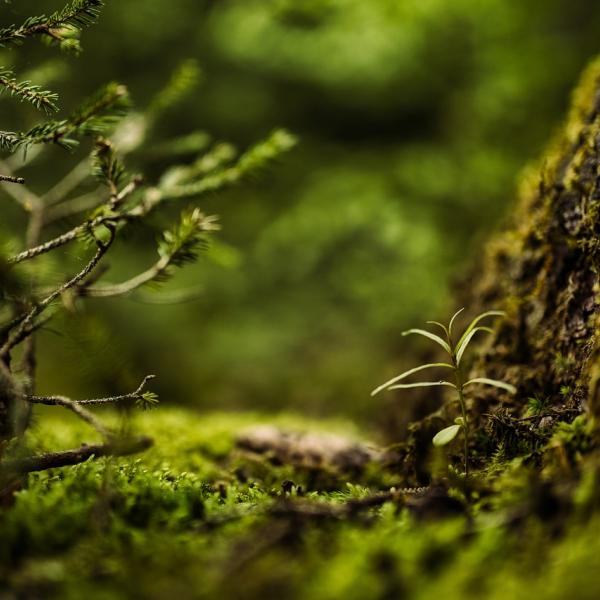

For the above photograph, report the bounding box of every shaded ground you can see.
[1,407,599,599]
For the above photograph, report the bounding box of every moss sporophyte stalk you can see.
[372,309,517,476]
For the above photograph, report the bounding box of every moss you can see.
[2,407,600,599]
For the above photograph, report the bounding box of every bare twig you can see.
[0,174,25,184]
[0,436,153,475]
[28,394,112,438]
[8,214,110,264]
[0,160,43,211]
[8,180,141,265]
[25,375,156,439]
[0,223,116,357]
[28,375,155,407]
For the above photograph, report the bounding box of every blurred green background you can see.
[2,0,600,428]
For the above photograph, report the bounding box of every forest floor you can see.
[1,407,599,599]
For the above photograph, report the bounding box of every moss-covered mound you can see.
[1,407,599,599]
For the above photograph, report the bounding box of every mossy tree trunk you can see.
[463,57,600,454]
[399,58,600,480]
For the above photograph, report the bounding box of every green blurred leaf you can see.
[432,424,461,447]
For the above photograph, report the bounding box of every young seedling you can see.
[372,308,517,476]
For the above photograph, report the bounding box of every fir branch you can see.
[159,142,236,188]
[84,209,219,297]
[7,130,293,264]
[0,0,104,49]
[147,59,202,119]
[148,131,212,160]
[161,129,297,200]
[16,82,130,151]
[0,68,58,113]
[68,82,130,132]
[0,131,19,152]
[92,137,126,201]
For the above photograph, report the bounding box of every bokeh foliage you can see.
[2,0,600,422]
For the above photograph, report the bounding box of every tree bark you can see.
[468,56,600,425]
[396,57,600,479]
[419,55,600,471]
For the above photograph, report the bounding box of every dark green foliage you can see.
[3,0,598,421]
[13,81,130,152]
[91,137,126,192]
[0,0,103,53]
[0,68,58,113]
[0,1,294,466]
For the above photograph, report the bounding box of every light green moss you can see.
[2,408,600,599]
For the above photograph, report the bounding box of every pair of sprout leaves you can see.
[372,309,516,448]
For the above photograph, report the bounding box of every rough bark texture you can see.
[394,58,600,481]
[426,55,600,471]
[469,57,600,422]
[0,360,21,445]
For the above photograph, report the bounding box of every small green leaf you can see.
[371,363,453,396]
[433,424,461,447]
[448,308,465,338]
[426,320,449,339]
[456,310,505,352]
[463,377,516,394]
[402,329,451,354]
[454,416,465,426]
[455,326,493,365]
[388,380,456,390]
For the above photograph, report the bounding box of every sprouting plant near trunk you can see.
[372,308,517,475]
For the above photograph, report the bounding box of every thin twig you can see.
[84,255,173,297]
[0,160,43,211]
[8,214,108,264]
[0,224,116,357]
[28,375,155,407]
[8,181,140,264]
[28,394,112,438]
[0,174,25,184]
[0,436,153,475]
